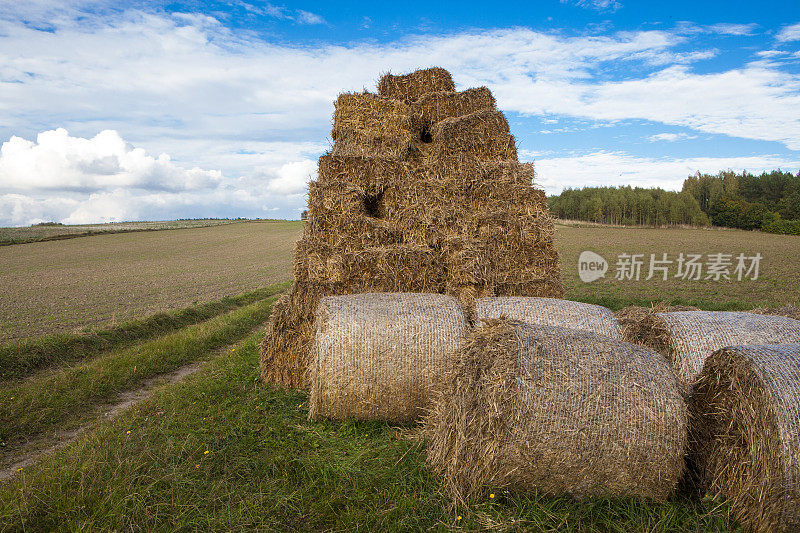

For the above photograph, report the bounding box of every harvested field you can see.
[0,219,239,245]
[0,220,302,342]
[556,222,800,310]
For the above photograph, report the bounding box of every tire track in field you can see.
[0,324,261,481]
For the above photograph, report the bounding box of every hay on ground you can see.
[475,297,622,338]
[377,67,455,101]
[639,311,800,395]
[424,320,687,503]
[688,344,800,532]
[309,293,468,421]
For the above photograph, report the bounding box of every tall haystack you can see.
[688,344,800,532]
[261,67,563,389]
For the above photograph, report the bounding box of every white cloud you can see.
[708,23,759,36]
[0,129,322,226]
[296,10,325,25]
[776,23,800,42]
[1,10,800,224]
[647,132,697,142]
[264,160,317,195]
[560,0,622,12]
[525,150,800,194]
[0,129,222,192]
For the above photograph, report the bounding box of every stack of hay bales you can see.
[476,296,622,338]
[308,293,468,422]
[424,319,687,502]
[261,67,563,388]
[635,311,800,395]
[689,344,800,532]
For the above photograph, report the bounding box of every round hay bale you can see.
[308,293,468,422]
[424,320,687,502]
[475,296,621,339]
[640,311,800,395]
[688,344,800,533]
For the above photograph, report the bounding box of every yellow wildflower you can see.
[204,450,210,455]
[490,493,495,499]
[456,516,462,521]
[126,430,131,434]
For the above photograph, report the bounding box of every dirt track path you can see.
[0,362,203,481]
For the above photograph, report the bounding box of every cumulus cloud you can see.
[776,23,800,42]
[0,129,222,192]
[0,129,321,226]
[526,150,800,194]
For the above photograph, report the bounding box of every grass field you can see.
[1,220,797,531]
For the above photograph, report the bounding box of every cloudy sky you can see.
[1,0,799,226]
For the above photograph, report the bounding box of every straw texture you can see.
[309,293,468,422]
[615,303,699,344]
[260,67,563,389]
[424,320,687,503]
[640,311,800,395]
[688,344,800,533]
[476,297,622,338]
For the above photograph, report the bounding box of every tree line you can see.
[548,170,800,235]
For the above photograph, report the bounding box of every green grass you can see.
[0,329,736,532]
[0,296,279,448]
[0,281,291,381]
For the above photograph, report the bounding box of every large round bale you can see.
[309,293,468,422]
[688,344,800,533]
[476,296,622,339]
[424,320,687,502]
[640,311,800,395]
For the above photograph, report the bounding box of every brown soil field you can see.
[557,222,800,308]
[0,219,241,245]
[0,220,302,343]
[1,219,797,343]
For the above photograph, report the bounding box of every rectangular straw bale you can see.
[689,344,800,532]
[317,153,409,190]
[309,293,468,421]
[476,297,622,339]
[494,278,564,299]
[332,92,413,137]
[410,87,495,131]
[427,109,517,162]
[303,215,401,248]
[377,67,456,101]
[331,92,415,160]
[424,320,687,503]
[319,245,445,293]
[641,311,800,395]
[330,131,412,160]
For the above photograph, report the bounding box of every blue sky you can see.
[1,0,799,225]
